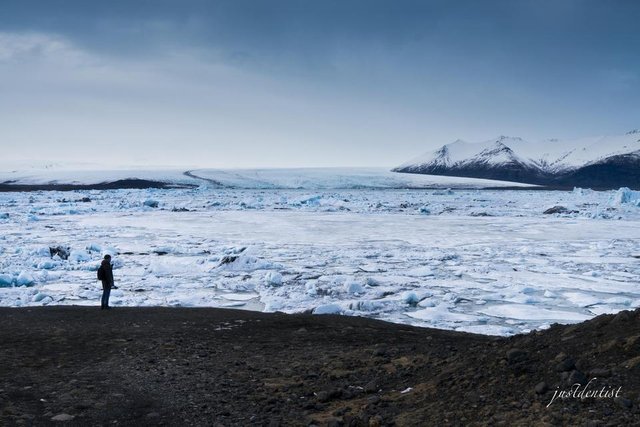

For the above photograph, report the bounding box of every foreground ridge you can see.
[1,306,638,425]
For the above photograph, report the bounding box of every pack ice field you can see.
[1,186,639,336]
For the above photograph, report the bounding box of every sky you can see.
[0,0,639,168]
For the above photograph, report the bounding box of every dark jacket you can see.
[99,259,114,289]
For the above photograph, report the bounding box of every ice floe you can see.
[0,185,639,335]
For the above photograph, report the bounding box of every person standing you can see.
[97,254,116,309]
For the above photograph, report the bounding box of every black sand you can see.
[1,307,638,426]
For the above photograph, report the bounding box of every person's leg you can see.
[101,286,110,309]
[104,287,111,309]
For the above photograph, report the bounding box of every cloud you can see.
[0,30,432,168]
[0,32,87,64]
[0,0,638,167]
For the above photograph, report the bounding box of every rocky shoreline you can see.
[0,179,197,192]
[1,307,638,426]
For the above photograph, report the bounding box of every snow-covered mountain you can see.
[393,130,640,188]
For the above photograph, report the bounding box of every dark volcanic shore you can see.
[1,307,639,426]
[0,179,197,192]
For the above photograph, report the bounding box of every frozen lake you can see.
[1,186,640,335]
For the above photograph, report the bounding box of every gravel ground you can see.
[1,306,639,426]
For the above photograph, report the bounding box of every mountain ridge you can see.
[393,130,640,189]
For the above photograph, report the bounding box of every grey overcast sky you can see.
[0,0,639,168]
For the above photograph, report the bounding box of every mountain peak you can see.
[393,130,640,188]
[486,141,513,152]
[435,145,449,156]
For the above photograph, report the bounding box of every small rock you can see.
[615,397,632,409]
[367,395,381,405]
[470,211,492,217]
[575,358,589,371]
[316,391,331,403]
[544,206,570,214]
[74,401,92,410]
[340,388,354,399]
[506,348,528,364]
[369,415,383,427]
[49,246,70,260]
[364,380,378,394]
[567,370,588,386]
[219,255,239,265]
[146,412,160,418]
[51,413,75,422]
[554,352,567,361]
[372,346,387,357]
[534,382,549,394]
[588,368,611,378]
[556,357,576,372]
